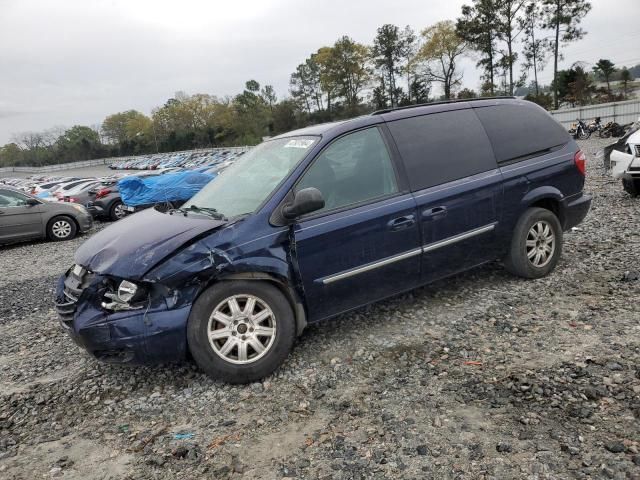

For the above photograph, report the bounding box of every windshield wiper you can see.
[183,204,227,220]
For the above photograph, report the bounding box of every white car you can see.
[605,118,640,196]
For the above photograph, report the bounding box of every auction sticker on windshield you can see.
[284,139,315,149]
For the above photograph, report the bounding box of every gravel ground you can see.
[1,137,639,480]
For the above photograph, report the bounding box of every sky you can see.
[1,0,639,145]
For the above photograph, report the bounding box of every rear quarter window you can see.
[387,108,497,191]
[473,102,569,164]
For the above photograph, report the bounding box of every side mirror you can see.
[282,187,325,220]
[26,198,40,206]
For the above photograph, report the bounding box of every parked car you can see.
[51,179,97,201]
[85,181,126,221]
[0,186,92,245]
[62,180,102,205]
[55,98,591,383]
[602,117,640,196]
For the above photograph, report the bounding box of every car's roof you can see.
[271,97,521,141]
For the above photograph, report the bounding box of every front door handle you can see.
[388,215,416,231]
[423,206,447,220]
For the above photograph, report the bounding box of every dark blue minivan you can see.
[55,98,591,383]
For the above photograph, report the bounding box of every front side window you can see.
[184,136,318,218]
[295,127,398,214]
[0,189,29,207]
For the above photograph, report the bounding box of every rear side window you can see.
[387,108,497,191]
[474,103,569,164]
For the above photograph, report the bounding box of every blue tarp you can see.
[118,171,216,207]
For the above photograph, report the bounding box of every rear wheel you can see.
[622,178,640,197]
[109,200,126,221]
[47,215,77,241]
[187,281,295,384]
[505,207,563,279]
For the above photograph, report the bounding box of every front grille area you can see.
[56,265,95,325]
[634,145,640,157]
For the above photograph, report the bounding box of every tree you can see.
[457,88,478,99]
[620,67,633,98]
[457,0,499,96]
[542,0,592,109]
[519,1,551,96]
[290,55,324,113]
[555,63,594,106]
[400,26,419,104]
[419,21,467,99]
[409,77,431,104]
[495,0,526,95]
[593,59,616,98]
[372,24,404,108]
[56,126,104,162]
[323,36,371,111]
[260,85,278,113]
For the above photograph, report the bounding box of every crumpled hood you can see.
[74,208,226,280]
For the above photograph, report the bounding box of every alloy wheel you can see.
[207,295,277,365]
[114,203,125,219]
[526,220,555,268]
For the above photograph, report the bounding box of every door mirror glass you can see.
[282,188,325,219]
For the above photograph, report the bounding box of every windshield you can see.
[183,136,318,218]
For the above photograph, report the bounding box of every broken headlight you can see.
[117,280,138,303]
[102,280,145,311]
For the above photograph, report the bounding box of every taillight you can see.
[95,188,111,199]
[574,150,586,176]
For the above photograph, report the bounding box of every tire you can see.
[109,200,126,221]
[504,207,563,279]
[577,129,591,140]
[622,178,640,197]
[47,215,78,241]
[187,281,295,384]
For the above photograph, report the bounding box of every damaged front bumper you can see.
[54,267,195,365]
[609,149,640,180]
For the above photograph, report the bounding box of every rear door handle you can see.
[388,215,416,231]
[422,206,447,220]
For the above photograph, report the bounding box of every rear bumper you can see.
[562,192,592,230]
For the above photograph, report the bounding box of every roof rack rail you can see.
[371,96,517,115]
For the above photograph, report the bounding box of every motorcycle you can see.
[599,121,628,138]
[569,119,591,140]
[588,117,604,135]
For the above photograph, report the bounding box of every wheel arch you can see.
[522,187,565,228]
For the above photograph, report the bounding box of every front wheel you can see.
[577,129,591,140]
[47,216,78,241]
[187,281,295,384]
[505,207,563,279]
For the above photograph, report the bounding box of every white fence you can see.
[550,99,640,127]
[0,146,251,175]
